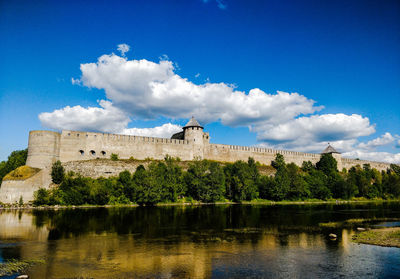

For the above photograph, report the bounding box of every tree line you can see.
[34,153,400,206]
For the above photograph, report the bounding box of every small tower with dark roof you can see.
[321,144,340,155]
[183,117,207,159]
[321,143,342,170]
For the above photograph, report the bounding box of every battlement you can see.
[25,126,393,173]
[62,130,190,145]
[210,143,320,158]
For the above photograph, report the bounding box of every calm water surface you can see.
[0,203,399,278]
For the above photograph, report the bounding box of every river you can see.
[0,202,399,278]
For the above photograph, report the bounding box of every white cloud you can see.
[358,132,395,150]
[74,51,321,127]
[39,100,180,138]
[39,100,130,134]
[397,140,400,148]
[117,44,130,56]
[123,123,181,138]
[38,44,400,163]
[255,114,375,152]
[342,150,400,164]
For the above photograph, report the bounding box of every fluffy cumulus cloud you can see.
[123,123,181,138]
[39,44,400,163]
[75,52,321,126]
[39,100,130,133]
[358,132,395,150]
[342,150,400,164]
[39,101,180,138]
[255,114,375,153]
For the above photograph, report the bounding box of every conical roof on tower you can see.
[183,116,203,129]
[321,144,340,154]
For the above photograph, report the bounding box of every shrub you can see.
[33,188,50,206]
[51,160,64,184]
[110,153,119,161]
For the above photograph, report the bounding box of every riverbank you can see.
[353,227,400,248]
[1,198,399,210]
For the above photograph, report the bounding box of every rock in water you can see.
[357,227,366,231]
[16,275,29,279]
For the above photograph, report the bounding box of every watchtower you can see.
[321,144,342,170]
[183,117,205,159]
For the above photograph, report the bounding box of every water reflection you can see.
[0,203,399,278]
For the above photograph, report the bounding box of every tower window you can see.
[79,150,84,155]
[90,150,96,156]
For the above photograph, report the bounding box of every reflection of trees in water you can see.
[29,203,400,245]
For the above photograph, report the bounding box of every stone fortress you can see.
[0,117,394,203]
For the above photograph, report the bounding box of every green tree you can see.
[185,160,225,202]
[301,161,314,172]
[267,154,290,200]
[51,160,65,184]
[133,163,163,205]
[303,169,331,200]
[89,179,110,205]
[59,174,91,205]
[316,153,337,175]
[286,163,309,200]
[224,159,258,202]
[33,188,50,205]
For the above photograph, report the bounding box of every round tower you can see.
[183,117,205,159]
[26,130,61,169]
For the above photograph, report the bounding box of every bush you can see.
[110,153,119,161]
[34,188,50,206]
[51,160,64,184]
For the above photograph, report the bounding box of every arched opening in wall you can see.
[77,134,80,137]
[79,150,84,156]
[101,151,106,156]
[90,150,96,156]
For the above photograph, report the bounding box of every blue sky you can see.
[0,0,399,162]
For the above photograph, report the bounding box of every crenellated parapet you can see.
[24,117,395,172]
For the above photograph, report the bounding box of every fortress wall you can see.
[26,131,61,169]
[59,130,195,163]
[341,158,391,172]
[0,168,52,203]
[205,144,321,166]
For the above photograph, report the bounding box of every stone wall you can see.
[58,130,195,163]
[0,168,52,203]
[205,144,321,166]
[26,130,60,169]
[63,160,154,179]
[341,158,391,172]
[25,129,395,173]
